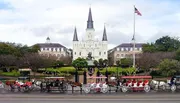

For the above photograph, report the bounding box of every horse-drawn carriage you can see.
[83,76,109,93]
[150,75,180,92]
[5,76,34,92]
[121,76,152,93]
[41,77,68,93]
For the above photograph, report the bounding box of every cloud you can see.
[0,0,180,50]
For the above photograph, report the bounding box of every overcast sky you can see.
[0,0,180,49]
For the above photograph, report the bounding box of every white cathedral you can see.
[72,7,108,60]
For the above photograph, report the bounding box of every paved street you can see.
[0,99,180,103]
[0,93,180,103]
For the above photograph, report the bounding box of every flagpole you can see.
[133,5,136,68]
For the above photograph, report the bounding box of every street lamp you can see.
[74,64,78,83]
[104,62,108,82]
[116,60,119,79]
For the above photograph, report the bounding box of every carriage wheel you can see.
[13,85,19,92]
[84,87,90,94]
[122,86,128,93]
[170,85,176,92]
[144,85,150,92]
[63,83,68,92]
[101,85,109,93]
[22,86,30,92]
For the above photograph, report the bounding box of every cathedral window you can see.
[104,52,106,55]
[79,52,81,56]
[99,52,101,55]
[47,48,49,51]
[51,48,53,51]
[74,52,76,55]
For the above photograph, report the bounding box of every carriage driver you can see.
[170,76,176,85]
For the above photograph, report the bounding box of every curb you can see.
[0,94,179,99]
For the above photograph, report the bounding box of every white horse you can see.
[150,80,169,90]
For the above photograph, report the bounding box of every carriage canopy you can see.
[87,76,107,79]
[121,76,152,79]
[44,77,65,79]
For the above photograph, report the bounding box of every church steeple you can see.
[73,27,78,41]
[102,25,107,41]
[87,7,94,29]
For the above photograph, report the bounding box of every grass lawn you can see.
[0,72,20,77]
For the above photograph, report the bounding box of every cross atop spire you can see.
[73,27,78,41]
[102,25,107,41]
[87,7,94,29]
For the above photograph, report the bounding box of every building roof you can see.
[36,43,66,48]
[108,43,145,54]
[116,43,145,48]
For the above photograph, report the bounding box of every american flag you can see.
[135,7,142,16]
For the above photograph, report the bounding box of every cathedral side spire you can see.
[73,27,78,41]
[87,7,94,29]
[102,25,107,41]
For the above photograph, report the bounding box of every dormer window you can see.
[121,48,124,51]
[126,48,128,51]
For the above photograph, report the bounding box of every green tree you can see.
[72,57,88,69]
[93,60,98,67]
[120,58,133,68]
[158,59,180,77]
[175,48,180,61]
[142,43,156,53]
[52,60,64,68]
[142,36,180,53]
[0,43,19,56]
[98,58,104,67]
[155,36,180,52]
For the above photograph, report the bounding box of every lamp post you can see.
[116,60,119,79]
[104,62,108,82]
[75,64,78,83]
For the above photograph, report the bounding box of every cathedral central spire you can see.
[87,7,94,29]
